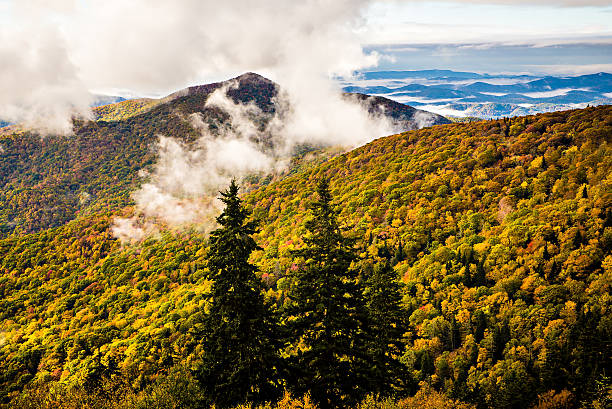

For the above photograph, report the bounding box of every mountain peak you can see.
[168,72,276,101]
[232,72,272,83]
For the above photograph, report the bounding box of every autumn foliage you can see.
[0,105,610,408]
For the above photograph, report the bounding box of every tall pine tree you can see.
[284,178,370,409]
[364,260,412,396]
[197,180,280,408]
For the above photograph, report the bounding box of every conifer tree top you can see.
[215,179,250,229]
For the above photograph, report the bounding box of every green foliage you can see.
[196,180,280,407]
[283,178,370,408]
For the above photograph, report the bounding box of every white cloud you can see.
[0,2,92,134]
[523,88,591,98]
[121,78,395,237]
[67,0,378,94]
[1,0,382,134]
[417,104,469,117]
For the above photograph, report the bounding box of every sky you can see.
[0,0,611,133]
[362,1,612,45]
[359,0,612,74]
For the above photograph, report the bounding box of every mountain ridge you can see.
[0,73,448,234]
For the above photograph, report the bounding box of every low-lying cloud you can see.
[113,79,396,240]
[0,9,92,135]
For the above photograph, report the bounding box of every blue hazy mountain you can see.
[341,70,612,119]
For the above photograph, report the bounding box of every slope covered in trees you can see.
[0,73,447,235]
[0,105,610,408]
[245,105,612,407]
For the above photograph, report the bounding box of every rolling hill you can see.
[0,82,609,407]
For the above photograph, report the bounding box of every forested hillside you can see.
[246,105,612,407]
[0,106,610,408]
[0,73,447,235]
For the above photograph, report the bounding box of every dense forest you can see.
[0,104,610,408]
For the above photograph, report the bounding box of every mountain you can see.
[341,70,612,119]
[345,92,451,129]
[0,104,610,408]
[0,73,447,235]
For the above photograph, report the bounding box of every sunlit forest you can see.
[0,105,610,408]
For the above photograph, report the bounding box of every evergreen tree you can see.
[391,239,405,265]
[463,263,472,287]
[363,260,412,395]
[284,178,369,408]
[197,180,280,408]
[475,260,487,286]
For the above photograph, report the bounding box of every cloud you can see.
[111,217,156,244]
[125,83,279,231]
[0,3,92,135]
[121,78,395,236]
[412,110,439,128]
[66,0,378,94]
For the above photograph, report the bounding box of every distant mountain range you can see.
[340,70,612,119]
